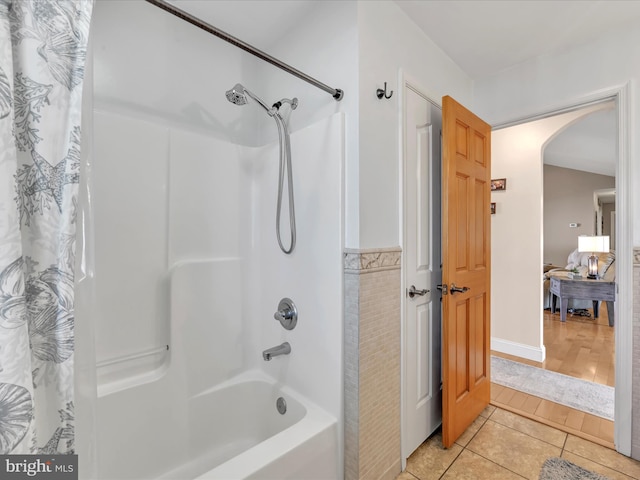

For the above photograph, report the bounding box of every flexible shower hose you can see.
[274,112,296,254]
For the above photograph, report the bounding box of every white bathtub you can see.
[94,259,340,480]
[151,375,338,480]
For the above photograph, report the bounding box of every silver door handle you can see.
[450,283,470,294]
[408,285,429,298]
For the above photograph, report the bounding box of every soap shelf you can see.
[97,344,169,369]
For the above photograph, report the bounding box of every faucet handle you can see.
[274,309,293,322]
[274,298,297,330]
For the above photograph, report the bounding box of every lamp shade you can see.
[578,235,610,253]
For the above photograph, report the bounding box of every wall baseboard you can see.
[491,337,546,363]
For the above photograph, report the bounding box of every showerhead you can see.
[225,83,275,115]
[225,83,248,106]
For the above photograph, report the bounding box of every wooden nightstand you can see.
[549,276,615,326]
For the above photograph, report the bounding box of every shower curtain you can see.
[0,0,92,454]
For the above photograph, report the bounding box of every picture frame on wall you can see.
[491,178,507,191]
[490,202,496,215]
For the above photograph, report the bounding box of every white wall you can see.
[250,1,359,246]
[256,0,475,249]
[93,0,257,141]
[109,0,476,251]
[473,23,639,245]
[357,1,473,248]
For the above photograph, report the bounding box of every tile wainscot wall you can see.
[344,247,402,480]
[344,246,640,472]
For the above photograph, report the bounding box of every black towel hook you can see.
[376,82,393,100]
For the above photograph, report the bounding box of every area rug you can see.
[491,356,614,420]
[539,457,610,479]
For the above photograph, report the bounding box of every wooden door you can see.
[441,95,491,448]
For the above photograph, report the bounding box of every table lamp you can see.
[578,235,610,279]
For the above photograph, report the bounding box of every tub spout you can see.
[262,342,291,361]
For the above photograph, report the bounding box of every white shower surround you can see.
[91,110,343,479]
[86,2,344,477]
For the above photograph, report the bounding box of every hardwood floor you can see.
[543,303,614,387]
[491,303,615,447]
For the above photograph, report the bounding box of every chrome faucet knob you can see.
[274,309,293,322]
[274,298,297,330]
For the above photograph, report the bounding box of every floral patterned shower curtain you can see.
[0,0,92,454]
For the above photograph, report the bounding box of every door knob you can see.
[408,285,429,298]
[450,283,470,294]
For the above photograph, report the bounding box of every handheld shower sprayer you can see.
[225,84,298,254]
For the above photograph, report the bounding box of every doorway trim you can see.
[594,188,616,241]
[492,83,632,456]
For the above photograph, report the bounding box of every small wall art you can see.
[490,202,496,215]
[491,178,507,191]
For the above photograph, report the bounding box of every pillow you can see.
[565,248,591,270]
[599,250,615,279]
[566,248,581,267]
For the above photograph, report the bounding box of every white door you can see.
[402,84,443,459]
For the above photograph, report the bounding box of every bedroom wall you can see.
[543,165,615,267]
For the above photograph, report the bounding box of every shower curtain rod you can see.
[144,0,344,101]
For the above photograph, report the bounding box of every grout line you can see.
[456,412,533,479]
[483,416,565,450]
[436,416,493,480]
[562,449,637,479]
[437,446,465,480]
[464,444,529,479]
[470,414,489,440]
[560,432,568,456]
